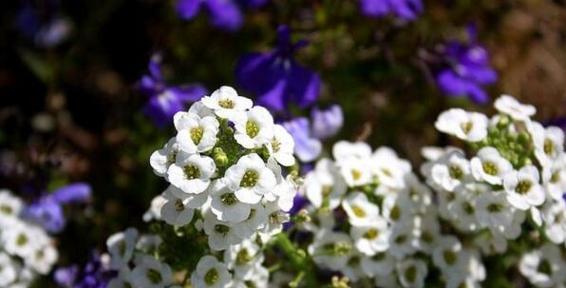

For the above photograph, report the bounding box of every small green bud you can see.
[213,147,229,167]
[497,115,510,128]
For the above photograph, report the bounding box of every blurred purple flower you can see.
[139,54,207,127]
[282,118,322,162]
[311,105,343,140]
[360,0,423,21]
[23,182,91,233]
[175,0,267,31]
[15,1,72,48]
[436,26,497,104]
[55,252,114,288]
[236,25,321,112]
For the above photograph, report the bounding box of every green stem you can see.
[272,233,318,287]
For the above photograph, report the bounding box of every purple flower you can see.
[311,105,343,140]
[282,118,322,162]
[16,1,72,48]
[175,0,266,31]
[236,25,321,112]
[23,183,91,233]
[359,0,423,21]
[436,26,497,104]
[139,54,207,127]
[55,252,114,288]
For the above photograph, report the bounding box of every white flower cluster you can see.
[0,189,58,287]
[191,239,269,288]
[427,95,566,287]
[301,141,485,287]
[149,86,297,251]
[106,228,174,288]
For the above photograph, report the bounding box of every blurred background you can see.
[0,0,565,285]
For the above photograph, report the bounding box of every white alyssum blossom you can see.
[426,150,471,192]
[303,158,347,209]
[191,255,232,288]
[494,94,536,121]
[233,106,275,149]
[519,243,566,288]
[435,108,488,142]
[167,153,216,195]
[370,147,412,190]
[503,165,545,210]
[201,86,252,119]
[130,255,173,288]
[542,200,566,244]
[106,228,139,269]
[223,239,263,279]
[150,138,180,178]
[470,147,513,185]
[0,252,18,286]
[174,113,219,154]
[432,236,464,272]
[342,192,379,227]
[266,124,295,167]
[308,230,353,271]
[203,212,242,251]
[542,156,566,201]
[530,122,565,168]
[224,153,276,205]
[396,258,428,288]
[0,189,23,221]
[209,180,252,223]
[332,141,372,163]
[350,218,390,256]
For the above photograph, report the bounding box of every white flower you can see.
[530,122,565,168]
[428,150,471,191]
[350,218,390,256]
[542,200,566,244]
[231,204,267,240]
[224,153,276,204]
[143,194,167,222]
[360,252,395,277]
[303,158,347,209]
[210,180,252,223]
[332,141,372,163]
[175,114,219,154]
[448,186,480,232]
[260,202,289,237]
[231,263,269,288]
[414,212,441,253]
[1,222,36,259]
[0,252,18,286]
[264,158,296,211]
[370,147,412,190]
[542,156,566,201]
[188,101,215,118]
[388,220,418,259]
[191,255,232,288]
[201,86,253,119]
[26,244,57,275]
[475,192,515,236]
[266,124,295,167]
[503,165,545,210]
[160,187,204,226]
[519,244,565,288]
[432,236,464,272]
[342,192,379,227]
[0,190,23,221]
[494,94,536,121]
[233,106,274,149]
[223,239,263,279]
[473,230,508,255]
[308,230,353,271]
[203,212,242,251]
[131,255,173,288]
[341,251,366,281]
[149,137,179,179]
[470,147,513,185]
[167,153,216,195]
[106,228,138,269]
[435,109,488,142]
[338,158,372,188]
[396,259,428,288]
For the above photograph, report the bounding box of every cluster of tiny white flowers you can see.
[0,189,58,287]
[191,239,269,288]
[301,141,485,287]
[149,86,297,252]
[427,95,566,287]
[105,228,174,288]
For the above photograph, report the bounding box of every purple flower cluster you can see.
[23,183,91,233]
[436,26,497,104]
[55,252,114,288]
[359,0,423,21]
[15,0,72,48]
[139,54,207,127]
[283,105,343,163]
[236,25,321,113]
[176,0,268,31]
